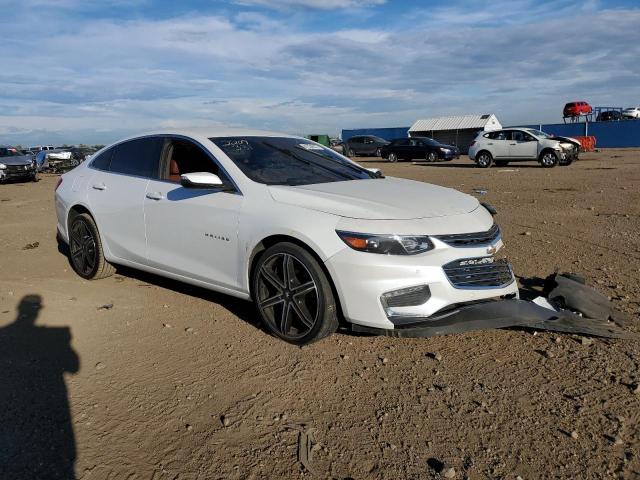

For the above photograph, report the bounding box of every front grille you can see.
[435,223,500,247]
[5,164,32,174]
[443,257,514,288]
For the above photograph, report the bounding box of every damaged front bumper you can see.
[351,299,637,339]
[0,165,36,181]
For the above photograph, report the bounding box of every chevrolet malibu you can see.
[55,128,517,344]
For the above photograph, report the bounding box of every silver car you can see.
[468,128,581,168]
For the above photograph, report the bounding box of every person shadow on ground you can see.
[0,295,79,479]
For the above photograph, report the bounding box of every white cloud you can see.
[233,0,386,10]
[0,2,639,144]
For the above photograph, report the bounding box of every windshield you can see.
[371,136,387,143]
[0,146,25,157]
[210,136,375,186]
[526,129,552,139]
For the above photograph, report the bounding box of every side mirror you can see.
[180,172,224,189]
[366,168,384,178]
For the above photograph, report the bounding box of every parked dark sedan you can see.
[380,137,460,162]
[343,135,389,157]
[596,110,623,122]
[0,145,38,182]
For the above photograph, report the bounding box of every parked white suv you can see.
[622,107,640,119]
[55,128,518,344]
[468,128,581,168]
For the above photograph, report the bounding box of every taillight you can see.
[55,177,63,191]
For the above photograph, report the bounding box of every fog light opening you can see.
[381,285,431,317]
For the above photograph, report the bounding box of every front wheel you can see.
[476,151,493,168]
[388,152,398,163]
[252,243,338,345]
[540,151,558,168]
[426,151,438,162]
[68,213,115,280]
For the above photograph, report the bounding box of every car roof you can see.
[127,127,298,141]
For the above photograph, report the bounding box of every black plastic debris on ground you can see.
[353,273,637,340]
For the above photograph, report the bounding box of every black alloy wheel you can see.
[253,243,338,344]
[375,147,382,157]
[68,213,115,280]
[427,151,438,162]
[388,152,398,162]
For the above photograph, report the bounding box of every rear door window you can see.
[90,147,115,171]
[108,137,164,178]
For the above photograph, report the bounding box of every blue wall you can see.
[344,120,640,148]
[341,127,409,142]
[513,119,640,148]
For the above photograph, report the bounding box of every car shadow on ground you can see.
[0,295,79,479]
[112,265,264,331]
[56,234,360,340]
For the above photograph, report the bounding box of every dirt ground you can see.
[1,149,639,480]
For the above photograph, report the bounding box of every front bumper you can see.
[0,165,36,181]
[350,299,636,339]
[324,238,519,330]
[439,151,460,160]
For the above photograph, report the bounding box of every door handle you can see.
[510,143,517,145]
[145,192,165,201]
[487,143,493,145]
[92,183,106,190]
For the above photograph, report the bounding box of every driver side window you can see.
[162,138,227,183]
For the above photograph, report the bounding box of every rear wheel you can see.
[426,151,438,162]
[540,150,558,168]
[476,151,493,168]
[375,147,382,157]
[68,213,115,280]
[252,243,338,345]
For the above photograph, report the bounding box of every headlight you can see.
[0,164,6,169]
[440,147,451,153]
[336,230,434,255]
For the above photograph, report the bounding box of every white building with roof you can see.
[409,114,501,153]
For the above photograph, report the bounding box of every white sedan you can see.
[55,128,517,344]
[622,107,640,119]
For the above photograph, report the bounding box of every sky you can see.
[1,0,639,145]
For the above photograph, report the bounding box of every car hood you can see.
[268,177,479,220]
[0,155,33,166]
[552,136,581,148]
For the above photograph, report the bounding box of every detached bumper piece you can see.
[352,299,638,340]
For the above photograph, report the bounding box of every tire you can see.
[348,148,355,157]
[540,150,559,168]
[426,151,438,162]
[31,172,39,182]
[68,213,115,280]
[388,152,398,163]
[252,242,338,345]
[476,151,493,168]
[375,147,382,157]
[495,160,509,167]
